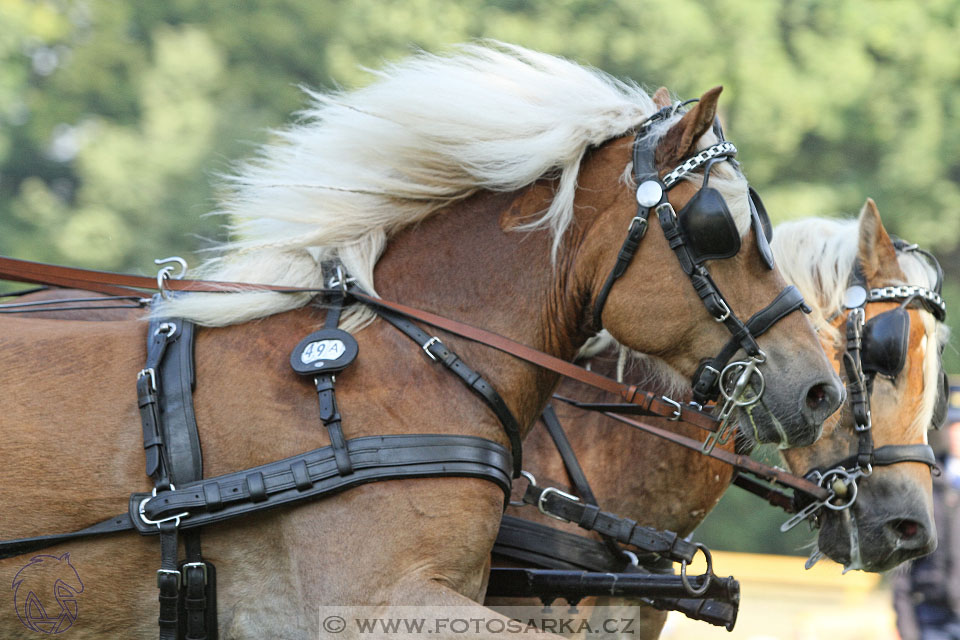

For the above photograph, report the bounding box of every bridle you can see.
[782,240,946,531]
[592,101,810,453]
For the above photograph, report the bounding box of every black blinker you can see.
[861,308,910,378]
[931,367,949,430]
[749,187,775,270]
[676,187,741,264]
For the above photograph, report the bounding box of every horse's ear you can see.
[652,87,671,108]
[656,86,722,169]
[857,198,905,284]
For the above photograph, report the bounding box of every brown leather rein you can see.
[0,255,833,502]
[0,255,719,429]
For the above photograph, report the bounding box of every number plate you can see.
[290,329,358,375]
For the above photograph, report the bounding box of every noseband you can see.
[592,103,809,449]
[784,242,946,530]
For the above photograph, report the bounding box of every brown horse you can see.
[0,44,841,638]
[490,200,946,638]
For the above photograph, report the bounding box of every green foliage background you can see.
[2,0,959,556]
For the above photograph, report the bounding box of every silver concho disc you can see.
[843,285,867,309]
[635,181,663,207]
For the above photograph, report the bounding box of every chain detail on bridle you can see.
[661,141,738,188]
[782,249,945,532]
[869,285,945,317]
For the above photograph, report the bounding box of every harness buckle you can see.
[181,562,208,586]
[661,396,682,421]
[536,486,579,522]
[508,470,537,508]
[157,569,181,589]
[421,336,442,361]
[138,368,157,392]
[712,298,731,323]
[139,486,190,528]
[627,216,649,236]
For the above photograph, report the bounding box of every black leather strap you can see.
[811,444,937,478]
[592,214,649,329]
[692,285,808,403]
[374,306,523,477]
[494,515,635,572]
[520,483,697,563]
[157,522,180,640]
[148,309,203,486]
[0,434,512,560]
[540,406,599,505]
[132,434,512,532]
[0,513,134,560]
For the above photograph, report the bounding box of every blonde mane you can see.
[155,42,754,330]
[772,216,949,435]
[155,42,669,328]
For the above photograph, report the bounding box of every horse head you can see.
[581,86,843,449]
[777,200,946,572]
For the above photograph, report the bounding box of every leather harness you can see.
[0,103,839,638]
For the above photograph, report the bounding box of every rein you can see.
[0,254,722,434]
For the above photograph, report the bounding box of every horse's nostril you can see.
[800,379,843,427]
[894,519,920,540]
[805,384,827,411]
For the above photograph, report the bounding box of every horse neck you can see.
[372,187,591,433]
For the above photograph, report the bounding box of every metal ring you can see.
[680,543,713,597]
[718,361,765,406]
[819,468,860,511]
[508,471,537,507]
[154,322,177,337]
[621,550,640,567]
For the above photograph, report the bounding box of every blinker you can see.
[861,308,910,379]
[749,187,775,270]
[673,158,775,269]
[677,187,741,263]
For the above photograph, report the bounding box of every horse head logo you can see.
[12,553,84,634]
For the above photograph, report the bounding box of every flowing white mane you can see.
[155,42,669,328]
[772,216,949,434]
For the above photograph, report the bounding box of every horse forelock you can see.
[155,41,663,327]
